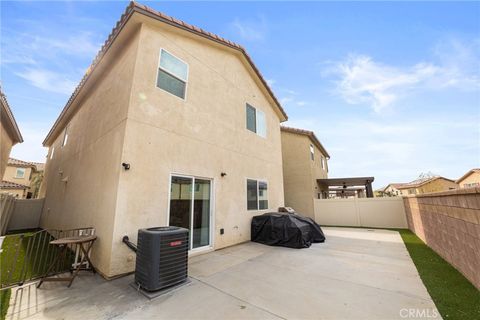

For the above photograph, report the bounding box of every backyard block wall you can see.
[403,188,480,289]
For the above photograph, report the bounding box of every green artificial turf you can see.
[396,229,480,320]
[0,289,10,320]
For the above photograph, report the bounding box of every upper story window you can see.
[15,168,25,179]
[157,49,188,99]
[62,127,69,147]
[50,147,55,159]
[321,157,325,170]
[310,144,315,161]
[247,179,268,210]
[246,104,266,137]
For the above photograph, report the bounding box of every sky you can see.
[1,1,479,188]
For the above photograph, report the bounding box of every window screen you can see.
[246,104,257,133]
[157,70,186,99]
[247,179,258,210]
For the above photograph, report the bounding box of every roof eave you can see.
[43,2,287,146]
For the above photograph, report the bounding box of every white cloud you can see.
[15,69,78,94]
[325,38,480,112]
[231,15,268,41]
[10,121,50,163]
[284,116,479,188]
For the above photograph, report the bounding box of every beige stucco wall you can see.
[0,124,14,177]
[108,21,285,276]
[41,25,142,276]
[314,197,407,228]
[458,171,480,188]
[3,166,32,188]
[42,16,285,278]
[281,131,328,219]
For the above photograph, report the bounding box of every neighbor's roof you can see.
[0,180,28,190]
[43,1,288,146]
[280,126,330,158]
[0,87,23,144]
[397,176,456,189]
[382,183,406,191]
[8,158,44,171]
[455,168,480,184]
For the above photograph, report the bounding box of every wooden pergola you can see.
[317,177,375,198]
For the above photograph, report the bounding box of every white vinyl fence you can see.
[0,193,16,235]
[0,194,44,235]
[314,197,407,229]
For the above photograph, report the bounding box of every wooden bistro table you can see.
[37,235,97,288]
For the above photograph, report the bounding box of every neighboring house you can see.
[0,180,28,198]
[375,183,405,197]
[0,87,23,177]
[456,169,480,189]
[2,158,45,199]
[41,2,287,278]
[280,126,329,218]
[397,176,458,195]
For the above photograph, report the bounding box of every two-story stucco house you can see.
[2,158,44,199]
[280,126,330,219]
[41,2,287,278]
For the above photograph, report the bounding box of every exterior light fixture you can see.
[122,163,130,170]
[221,172,227,177]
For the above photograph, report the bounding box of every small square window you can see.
[15,168,25,179]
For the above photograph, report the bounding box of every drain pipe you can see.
[122,235,137,253]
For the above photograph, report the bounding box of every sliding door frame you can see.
[167,173,215,252]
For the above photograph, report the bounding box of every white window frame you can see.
[321,157,325,170]
[50,147,55,159]
[156,48,189,100]
[246,104,267,138]
[166,172,215,254]
[310,144,314,161]
[246,178,269,211]
[15,168,26,179]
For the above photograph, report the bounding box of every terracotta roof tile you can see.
[8,158,44,171]
[0,180,28,190]
[43,1,287,146]
[396,176,456,189]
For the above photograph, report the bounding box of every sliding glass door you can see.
[169,175,211,250]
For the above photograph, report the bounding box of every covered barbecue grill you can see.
[251,212,325,248]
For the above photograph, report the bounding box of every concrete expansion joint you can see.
[190,275,287,320]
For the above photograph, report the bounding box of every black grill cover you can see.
[251,212,325,248]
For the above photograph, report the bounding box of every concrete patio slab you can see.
[5,227,441,319]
